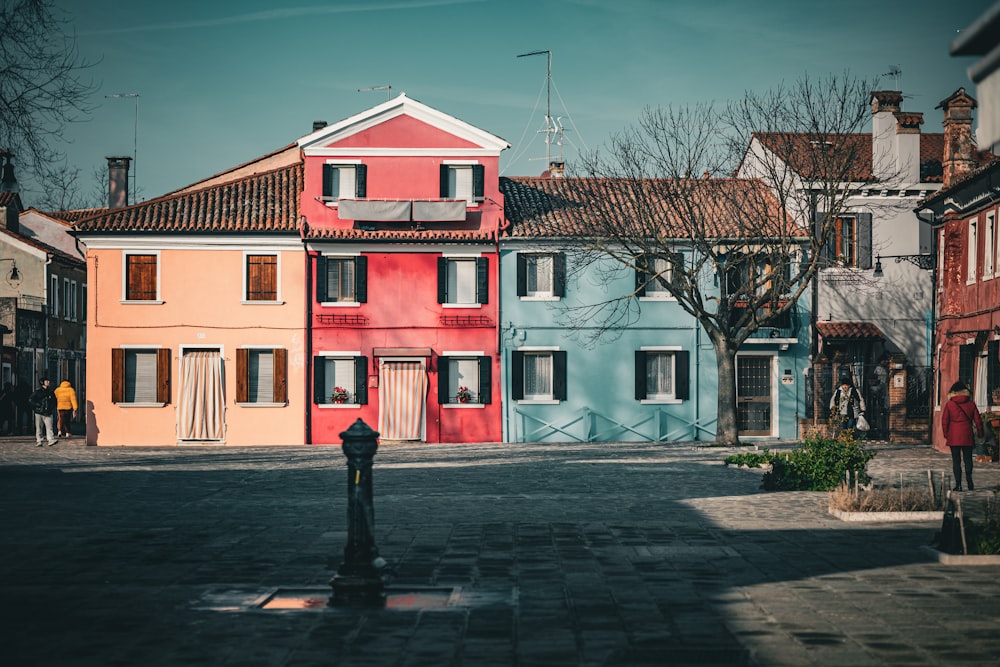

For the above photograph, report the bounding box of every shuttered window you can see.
[236,348,287,404]
[112,347,171,404]
[246,255,278,301]
[125,254,158,301]
[438,257,488,305]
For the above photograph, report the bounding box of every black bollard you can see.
[330,418,386,605]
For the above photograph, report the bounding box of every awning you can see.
[816,321,886,341]
[412,200,467,222]
[338,199,411,221]
[373,347,434,357]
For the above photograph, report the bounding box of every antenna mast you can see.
[359,85,392,101]
[105,93,139,204]
[517,50,563,166]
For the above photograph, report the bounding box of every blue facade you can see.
[498,239,811,443]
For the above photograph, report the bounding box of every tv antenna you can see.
[105,92,139,204]
[517,49,563,166]
[883,65,902,91]
[359,84,392,101]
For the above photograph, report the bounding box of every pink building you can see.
[299,94,509,444]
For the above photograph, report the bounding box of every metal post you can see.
[330,418,386,605]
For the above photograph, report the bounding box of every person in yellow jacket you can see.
[54,380,78,438]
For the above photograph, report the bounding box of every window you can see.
[245,254,278,302]
[438,256,488,305]
[124,253,158,301]
[317,256,367,303]
[112,347,170,404]
[236,348,287,404]
[322,163,366,202]
[636,253,681,299]
[816,212,872,269]
[69,281,78,321]
[635,350,690,401]
[62,278,70,319]
[49,274,59,316]
[440,163,485,204]
[516,252,565,298]
[511,349,567,401]
[984,212,995,279]
[438,355,492,405]
[313,355,368,405]
[968,217,979,284]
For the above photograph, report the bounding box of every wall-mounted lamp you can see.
[0,259,19,287]
[872,253,935,278]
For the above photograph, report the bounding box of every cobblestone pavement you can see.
[1,436,998,666]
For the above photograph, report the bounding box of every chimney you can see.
[937,88,978,189]
[547,161,565,179]
[871,91,903,181]
[893,110,923,184]
[313,120,327,132]
[0,151,17,194]
[106,156,131,209]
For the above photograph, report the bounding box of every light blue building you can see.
[499,176,810,443]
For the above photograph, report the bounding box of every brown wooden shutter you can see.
[156,348,171,404]
[236,348,249,403]
[111,348,124,404]
[273,348,287,403]
[247,255,277,301]
[126,254,157,300]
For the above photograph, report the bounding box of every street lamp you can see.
[0,259,19,287]
[872,254,935,278]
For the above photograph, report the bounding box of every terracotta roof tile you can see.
[74,162,303,234]
[816,321,886,340]
[500,176,794,239]
[304,225,495,242]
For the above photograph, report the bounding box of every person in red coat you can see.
[941,381,984,491]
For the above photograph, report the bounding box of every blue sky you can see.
[35,0,993,206]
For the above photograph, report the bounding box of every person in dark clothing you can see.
[830,376,866,434]
[941,380,984,491]
[27,377,58,446]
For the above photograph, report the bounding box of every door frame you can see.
[378,357,427,441]
[177,344,226,443]
[735,351,778,438]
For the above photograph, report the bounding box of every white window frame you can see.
[49,274,59,317]
[967,217,979,285]
[122,250,162,303]
[69,280,78,321]
[322,254,360,306]
[442,160,479,206]
[522,254,557,300]
[441,350,485,409]
[517,346,559,404]
[639,345,682,404]
[317,351,361,408]
[988,210,997,280]
[639,256,677,301]
[322,160,362,206]
[62,278,71,319]
[442,253,481,308]
[242,251,282,304]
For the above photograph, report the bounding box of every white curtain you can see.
[378,361,427,440]
[178,349,225,441]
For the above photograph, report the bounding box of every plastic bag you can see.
[855,413,870,432]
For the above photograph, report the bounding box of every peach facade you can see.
[83,240,306,446]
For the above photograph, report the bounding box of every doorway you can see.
[178,347,225,442]
[737,354,774,436]
[377,360,427,441]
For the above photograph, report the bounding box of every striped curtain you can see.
[378,361,427,440]
[178,349,225,441]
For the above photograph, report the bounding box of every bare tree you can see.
[554,74,891,446]
[0,0,96,185]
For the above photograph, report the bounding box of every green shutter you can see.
[476,257,489,304]
[511,351,524,400]
[313,356,325,404]
[479,356,492,404]
[437,257,448,303]
[438,356,452,404]
[553,253,566,297]
[355,256,367,303]
[316,256,328,302]
[553,351,567,401]
[355,357,368,405]
[355,164,367,198]
[675,351,690,400]
[635,350,647,400]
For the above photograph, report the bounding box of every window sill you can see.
[115,402,166,408]
[320,301,360,308]
[640,398,683,405]
[241,300,286,305]
[520,295,561,301]
[236,402,288,408]
[517,399,560,405]
[442,403,485,409]
[120,300,164,305]
[318,403,360,409]
[638,296,677,302]
[442,303,482,309]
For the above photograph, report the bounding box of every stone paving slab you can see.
[1,437,999,666]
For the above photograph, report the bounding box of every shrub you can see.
[969,489,1000,555]
[760,430,876,491]
[723,452,773,468]
[828,483,942,512]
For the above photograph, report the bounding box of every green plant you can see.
[760,430,876,491]
[968,488,1000,555]
[723,452,774,468]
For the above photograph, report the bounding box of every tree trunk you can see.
[712,334,741,446]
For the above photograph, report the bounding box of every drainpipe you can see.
[304,239,314,446]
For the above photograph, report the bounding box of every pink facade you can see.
[300,94,509,444]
